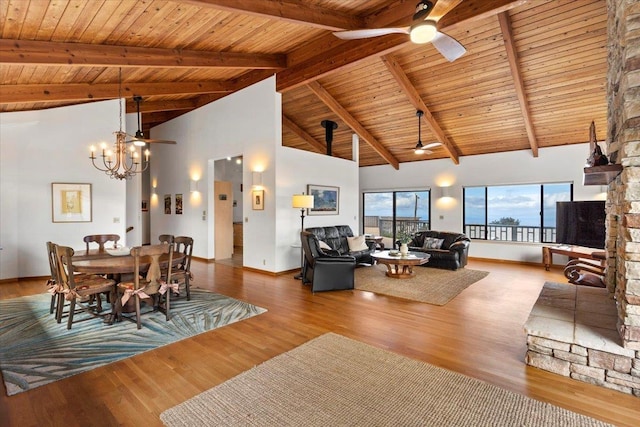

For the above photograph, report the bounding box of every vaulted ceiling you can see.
[0,0,608,168]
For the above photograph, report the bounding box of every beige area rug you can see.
[161,333,610,427]
[355,264,489,305]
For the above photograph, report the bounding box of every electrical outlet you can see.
[263,259,266,265]
[439,215,444,220]
[245,217,249,223]
[113,217,120,223]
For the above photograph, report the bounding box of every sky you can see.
[364,184,571,227]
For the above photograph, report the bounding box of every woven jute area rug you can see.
[355,264,489,305]
[161,333,610,427]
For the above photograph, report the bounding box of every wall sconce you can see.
[252,171,263,187]
[190,179,199,193]
[439,186,452,198]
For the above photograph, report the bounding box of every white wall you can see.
[149,77,278,269]
[149,76,360,273]
[274,146,359,272]
[360,144,606,264]
[0,100,130,279]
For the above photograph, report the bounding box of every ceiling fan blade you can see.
[432,31,466,62]
[333,27,409,40]
[422,142,443,149]
[126,134,177,145]
[428,0,463,22]
[144,138,176,144]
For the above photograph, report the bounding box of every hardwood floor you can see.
[1,259,638,426]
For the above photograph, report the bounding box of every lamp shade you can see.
[292,194,314,209]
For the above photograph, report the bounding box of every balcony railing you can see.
[364,216,430,239]
[365,216,556,243]
[465,224,556,243]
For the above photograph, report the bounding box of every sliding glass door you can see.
[363,190,431,249]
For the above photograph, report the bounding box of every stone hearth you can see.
[524,282,640,396]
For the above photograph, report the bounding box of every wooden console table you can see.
[542,245,604,271]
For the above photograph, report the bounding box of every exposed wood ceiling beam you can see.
[282,115,326,154]
[498,11,539,157]
[381,54,460,165]
[307,81,399,170]
[277,34,408,92]
[437,0,527,32]
[277,0,527,93]
[181,0,365,31]
[125,99,198,114]
[0,81,232,105]
[0,39,286,69]
[427,0,464,22]
[192,70,277,110]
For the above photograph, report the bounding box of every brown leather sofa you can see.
[406,230,470,270]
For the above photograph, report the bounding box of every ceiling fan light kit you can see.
[410,20,437,44]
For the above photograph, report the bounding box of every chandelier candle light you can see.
[89,68,150,180]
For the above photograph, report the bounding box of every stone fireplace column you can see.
[607,0,640,351]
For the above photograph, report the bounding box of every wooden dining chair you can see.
[46,241,64,319]
[168,236,194,301]
[116,243,174,329]
[158,234,174,245]
[54,244,117,329]
[84,234,120,251]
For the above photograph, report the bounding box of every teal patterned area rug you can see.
[0,289,266,396]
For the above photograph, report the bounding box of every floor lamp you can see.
[292,193,314,280]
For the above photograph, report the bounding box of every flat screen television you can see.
[555,200,605,249]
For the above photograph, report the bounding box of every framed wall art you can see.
[164,194,172,214]
[51,182,92,223]
[307,184,339,215]
[252,189,264,210]
[175,193,183,214]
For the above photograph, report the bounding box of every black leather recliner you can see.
[300,231,356,293]
[304,225,376,265]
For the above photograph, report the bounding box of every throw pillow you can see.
[347,235,369,252]
[318,240,332,250]
[422,237,445,249]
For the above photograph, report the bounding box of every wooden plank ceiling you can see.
[0,0,608,168]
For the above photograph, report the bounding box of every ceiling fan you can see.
[412,110,442,154]
[127,96,177,146]
[333,0,466,62]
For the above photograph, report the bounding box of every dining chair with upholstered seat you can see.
[168,236,194,300]
[116,243,174,329]
[54,244,117,329]
[84,234,120,251]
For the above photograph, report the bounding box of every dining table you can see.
[71,248,185,324]
[72,251,184,274]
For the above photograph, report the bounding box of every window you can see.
[463,183,572,243]
[363,190,431,248]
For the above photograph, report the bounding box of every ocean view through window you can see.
[463,183,572,243]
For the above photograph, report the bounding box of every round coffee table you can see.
[371,250,430,279]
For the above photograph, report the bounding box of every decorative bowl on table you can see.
[388,250,400,257]
[106,247,130,256]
